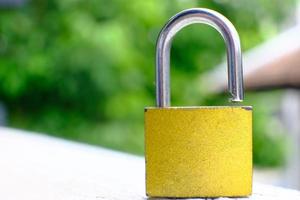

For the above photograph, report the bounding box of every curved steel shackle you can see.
[156,8,244,107]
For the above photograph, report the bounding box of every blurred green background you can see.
[0,0,296,167]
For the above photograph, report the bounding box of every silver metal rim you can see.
[156,8,244,107]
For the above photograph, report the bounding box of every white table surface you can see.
[0,127,300,200]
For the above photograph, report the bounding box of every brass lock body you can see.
[145,107,252,197]
[145,8,252,198]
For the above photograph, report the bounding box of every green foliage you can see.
[0,0,296,166]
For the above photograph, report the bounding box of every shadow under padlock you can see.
[145,8,252,198]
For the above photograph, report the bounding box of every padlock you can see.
[145,8,252,198]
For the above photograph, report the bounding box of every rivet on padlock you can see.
[145,8,252,198]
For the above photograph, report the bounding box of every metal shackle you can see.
[156,8,244,107]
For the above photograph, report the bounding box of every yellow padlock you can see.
[145,8,252,198]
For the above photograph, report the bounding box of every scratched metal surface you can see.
[0,127,299,200]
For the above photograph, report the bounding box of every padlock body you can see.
[145,106,252,198]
